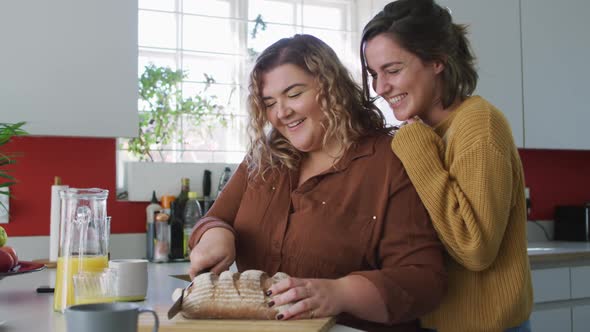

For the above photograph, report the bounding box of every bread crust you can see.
[180,270,292,320]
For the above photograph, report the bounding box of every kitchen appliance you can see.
[554,204,590,241]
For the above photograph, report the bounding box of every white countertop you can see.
[527,241,590,255]
[0,262,361,332]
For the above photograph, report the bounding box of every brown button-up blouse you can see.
[189,134,446,332]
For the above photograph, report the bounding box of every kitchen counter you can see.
[0,262,361,332]
[528,241,590,267]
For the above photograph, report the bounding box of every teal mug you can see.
[65,302,159,332]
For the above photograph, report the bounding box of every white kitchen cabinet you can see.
[364,0,524,147]
[436,0,524,147]
[0,0,138,138]
[521,0,590,149]
[573,305,590,332]
[531,308,572,332]
[531,267,571,302]
[571,266,590,299]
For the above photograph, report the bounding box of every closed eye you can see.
[287,91,302,98]
[264,101,276,109]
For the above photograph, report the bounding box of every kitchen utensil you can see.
[141,308,335,332]
[167,268,210,319]
[167,280,193,319]
[54,188,110,312]
[202,170,212,213]
[169,274,192,282]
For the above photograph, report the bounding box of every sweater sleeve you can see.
[391,120,514,271]
[351,163,447,324]
[188,161,248,249]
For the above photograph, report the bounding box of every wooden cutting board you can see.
[138,307,335,332]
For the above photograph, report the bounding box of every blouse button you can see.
[321,201,326,205]
[372,216,377,220]
[271,186,275,191]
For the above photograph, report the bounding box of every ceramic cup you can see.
[65,302,158,332]
[108,259,148,301]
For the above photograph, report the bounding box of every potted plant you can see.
[0,122,27,212]
[125,64,228,162]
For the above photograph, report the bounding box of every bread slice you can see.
[179,270,292,320]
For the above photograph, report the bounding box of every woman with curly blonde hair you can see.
[188,34,447,332]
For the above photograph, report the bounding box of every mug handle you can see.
[138,308,160,332]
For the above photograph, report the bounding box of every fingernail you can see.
[265,290,272,296]
[276,314,284,320]
[267,301,275,308]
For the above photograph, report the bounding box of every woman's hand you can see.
[267,277,345,320]
[188,227,235,279]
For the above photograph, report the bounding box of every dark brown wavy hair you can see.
[247,34,389,179]
[360,0,478,108]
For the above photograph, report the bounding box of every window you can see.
[117,0,364,199]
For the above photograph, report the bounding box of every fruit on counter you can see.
[0,250,15,272]
[0,225,7,247]
[0,246,18,266]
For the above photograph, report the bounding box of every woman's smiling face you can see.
[364,33,444,124]
[262,63,326,153]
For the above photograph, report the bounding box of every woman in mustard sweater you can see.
[360,0,533,331]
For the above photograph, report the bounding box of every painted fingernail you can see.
[265,290,272,296]
[267,301,275,307]
[276,314,284,320]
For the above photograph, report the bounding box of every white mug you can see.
[108,259,148,301]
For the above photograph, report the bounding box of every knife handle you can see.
[203,170,212,197]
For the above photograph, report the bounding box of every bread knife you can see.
[169,274,192,282]
[167,280,193,319]
[167,268,210,319]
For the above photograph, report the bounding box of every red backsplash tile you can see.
[519,149,590,220]
[2,136,145,236]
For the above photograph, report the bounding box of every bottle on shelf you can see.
[168,201,184,260]
[145,190,161,262]
[183,191,203,258]
[175,178,190,224]
[153,212,170,263]
[217,167,232,198]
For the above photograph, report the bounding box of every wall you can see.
[2,137,590,237]
[519,149,590,220]
[2,136,145,236]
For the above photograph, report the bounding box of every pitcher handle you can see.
[138,307,160,332]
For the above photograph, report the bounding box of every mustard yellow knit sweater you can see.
[391,96,533,332]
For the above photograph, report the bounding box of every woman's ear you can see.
[433,60,445,75]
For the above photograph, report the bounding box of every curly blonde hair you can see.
[247,34,389,180]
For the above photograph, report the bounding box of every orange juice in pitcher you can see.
[54,255,108,310]
[53,188,110,312]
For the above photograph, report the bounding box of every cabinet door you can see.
[573,305,590,332]
[531,267,571,303]
[531,308,572,332]
[521,0,590,149]
[571,266,590,299]
[0,1,138,138]
[435,0,524,147]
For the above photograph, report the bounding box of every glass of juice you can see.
[72,268,118,305]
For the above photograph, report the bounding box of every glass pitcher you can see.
[54,188,110,312]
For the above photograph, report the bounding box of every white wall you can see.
[0,0,139,138]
